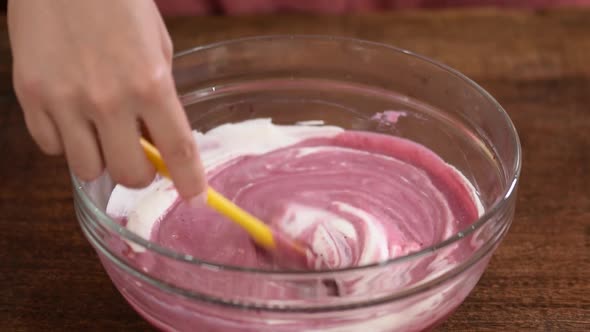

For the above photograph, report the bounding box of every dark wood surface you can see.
[1,9,589,331]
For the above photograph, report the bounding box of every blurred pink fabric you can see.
[155,0,590,15]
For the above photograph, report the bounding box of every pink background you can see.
[155,0,590,15]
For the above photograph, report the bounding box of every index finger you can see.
[141,80,206,200]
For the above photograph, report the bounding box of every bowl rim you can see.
[72,34,522,275]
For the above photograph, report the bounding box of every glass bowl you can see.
[74,36,521,332]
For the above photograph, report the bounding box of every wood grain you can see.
[1,9,589,331]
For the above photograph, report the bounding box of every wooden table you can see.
[1,9,589,331]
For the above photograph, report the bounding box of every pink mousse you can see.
[149,130,480,270]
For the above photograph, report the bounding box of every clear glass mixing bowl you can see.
[74,36,521,332]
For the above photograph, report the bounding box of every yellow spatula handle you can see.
[141,138,171,178]
[205,187,276,249]
[139,138,276,250]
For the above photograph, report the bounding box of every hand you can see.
[8,0,205,199]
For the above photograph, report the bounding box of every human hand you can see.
[8,0,205,199]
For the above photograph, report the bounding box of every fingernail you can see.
[188,191,207,208]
